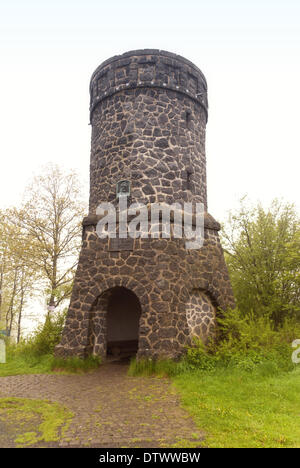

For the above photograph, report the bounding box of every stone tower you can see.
[55,49,234,360]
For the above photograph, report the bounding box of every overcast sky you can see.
[0,0,299,222]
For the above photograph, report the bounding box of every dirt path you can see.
[0,361,204,448]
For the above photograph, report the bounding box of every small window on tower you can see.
[186,110,191,129]
[186,168,193,191]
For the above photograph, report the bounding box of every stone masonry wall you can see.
[89,50,208,213]
[89,87,208,212]
[56,219,234,359]
[55,50,235,360]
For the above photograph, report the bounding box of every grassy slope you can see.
[0,352,101,376]
[0,354,54,377]
[173,368,300,448]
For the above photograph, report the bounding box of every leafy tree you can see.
[0,209,37,339]
[14,164,86,317]
[222,198,300,327]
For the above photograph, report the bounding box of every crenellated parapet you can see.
[89,49,208,122]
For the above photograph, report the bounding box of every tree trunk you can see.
[6,268,18,335]
[17,271,25,343]
[0,258,4,324]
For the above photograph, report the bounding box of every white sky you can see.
[0,0,299,223]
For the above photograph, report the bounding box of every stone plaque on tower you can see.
[116,180,130,198]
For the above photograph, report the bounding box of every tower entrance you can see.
[106,287,141,359]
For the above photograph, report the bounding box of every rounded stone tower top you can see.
[89,49,210,213]
[89,49,208,121]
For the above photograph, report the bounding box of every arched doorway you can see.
[106,287,141,359]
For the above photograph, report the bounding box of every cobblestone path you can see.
[0,361,204,448]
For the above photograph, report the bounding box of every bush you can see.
[184,338,217,371]
[3,309,103,375]
[129,310,300,378]
[183,308,299,374]
[12,309,66,358]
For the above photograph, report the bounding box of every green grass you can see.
[129,357,300,448]
[0,353,54,377]
[51,355,101,372]
[0,397,73,447]
[0,349,101,377]
[173,367,300,448]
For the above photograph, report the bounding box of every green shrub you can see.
[15,309,66,357]
[129,310,300,378]
[184,309,299,374]
[2,310,103,375]
[184,338,217,371]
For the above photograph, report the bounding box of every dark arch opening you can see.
[106,287,141,360]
